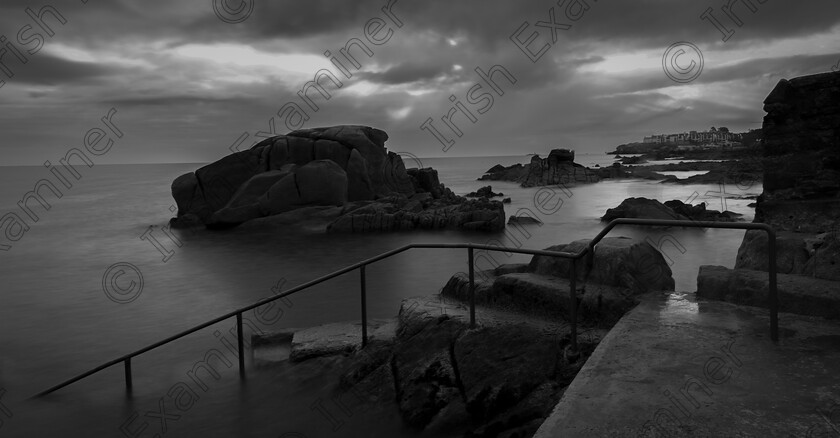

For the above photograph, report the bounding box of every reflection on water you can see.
[660,292,700,317]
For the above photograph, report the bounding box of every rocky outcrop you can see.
[169,125,505,232]
[465,185,504,198]
[696,72,840,314]
[756,71,840,233]
[479,150,626,187]
[736,230,840,281]
[601,197,743,222]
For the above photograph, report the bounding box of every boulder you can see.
[601,197,686,221]
[735,230,811,275]
[171,125,414,228]
[528,237,675,293]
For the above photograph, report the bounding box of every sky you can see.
[0,0,838,165]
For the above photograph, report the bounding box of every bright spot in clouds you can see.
[173,43,332,75]
[388,106,413,120]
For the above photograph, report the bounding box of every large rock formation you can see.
[169,125,504,232]
[756,71,840,232]
[479,149,626,187]
[702,72,840,314]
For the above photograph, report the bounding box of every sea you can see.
[0,153,760,437]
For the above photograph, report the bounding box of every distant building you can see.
[642,128,744,146]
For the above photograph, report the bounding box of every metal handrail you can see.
[32,219,778,398]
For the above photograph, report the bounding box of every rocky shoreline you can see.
[480,145,763,187]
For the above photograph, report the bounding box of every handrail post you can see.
[569,258,578,353]
[236,313,245,378]
[468,246,476,328]
[124,358,132,392]
[361,265,368,348]
[767,228,779,342]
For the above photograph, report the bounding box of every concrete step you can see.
[533,292,840,437]
[697,265,840,318]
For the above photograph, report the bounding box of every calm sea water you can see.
[0,154,759,437]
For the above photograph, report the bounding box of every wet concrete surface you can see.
[533,291,840,437]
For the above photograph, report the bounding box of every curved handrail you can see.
[32,219,778,398]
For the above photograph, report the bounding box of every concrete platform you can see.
[534,292,840,437]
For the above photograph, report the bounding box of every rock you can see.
[804,237,840,281]
[735,230,811,275]
[486,164,506,174]
[508,215,542,225]
[489,273,573,315]
[755,72,840,233]
[479,151,621,187]
[226,166,296,209]
[294,159,348,206]
[406,167,442,199]
[663,199,744,222]
[326,197,505,233]
[528,237,675,293]
[171,125,501,233]
[465,185,503,198]
[171,172,212,221]
[502,197,511,204]
[454,325,561,420]
[493,263,530,275]
[548,148,574,163]
[346,148,374,201]
[601,197,686,221]
[697,265,840,318]
[171,125,413,228]
[391,299,468,429]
